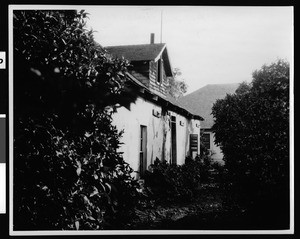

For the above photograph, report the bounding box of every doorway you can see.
[170,116,177,164]
[139,125,147,178]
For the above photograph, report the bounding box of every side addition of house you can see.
[178,83,239,165]
[105,35,203,178]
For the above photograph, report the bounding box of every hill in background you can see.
[178,83,240,128]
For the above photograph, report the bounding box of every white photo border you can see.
[8,4,294,236]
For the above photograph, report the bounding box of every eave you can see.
[125,72,204,121]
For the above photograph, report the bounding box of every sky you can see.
[81,6,293,94]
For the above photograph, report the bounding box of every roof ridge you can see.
[104,43,169,65]
[205,83,240,86]
[105,43,166,48]
[181,83,240,97]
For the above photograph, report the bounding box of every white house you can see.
[105,35,203,178]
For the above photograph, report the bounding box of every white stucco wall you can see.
[112,96,201,178]
[202,129,224,165]
[112,97,159,177]
[210,132,224,165]
[168,112,201,165]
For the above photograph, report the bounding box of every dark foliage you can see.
[13,10,140,230]
[144,156,219,203]
[211,60,290,228]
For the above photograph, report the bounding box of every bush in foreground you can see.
[211,60,290,228]
[13,10,140,230]
[143,156,220,203]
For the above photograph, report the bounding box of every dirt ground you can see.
[123,182,289,230]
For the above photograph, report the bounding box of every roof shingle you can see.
[105,43,166,62]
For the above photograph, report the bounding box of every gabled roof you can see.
[105,43,166,61]
[105,43,173,77]
[178,84,239,128]
[105,43,202,120]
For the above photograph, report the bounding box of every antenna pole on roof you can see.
[160,10,163,43]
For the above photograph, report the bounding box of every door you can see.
[170,116,177,164]
[139,125,147,178]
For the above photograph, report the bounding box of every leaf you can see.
[87,215,96,221]
[85,81,92,87]
[99,183,106,192]
[75,220,79,230]
[76,161,82,176]
[55,150,63,157]
[30,68,42,76]
[90,186,99,197]
[83,195,90,205]
[105,183,111,194]
[84,132,92,138]
[76,167,81,176]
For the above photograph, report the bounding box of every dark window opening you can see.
[202,133,211,150]
[190,134,198,155]
[157,59,162,83]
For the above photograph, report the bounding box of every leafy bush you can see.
[212,60,289,189]
[211,60,290,223]
[13,10,140,230]
[144,156,218,203]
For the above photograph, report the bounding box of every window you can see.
[202,133,211,150]
[157,58,162,83]
[190,134,198,154]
